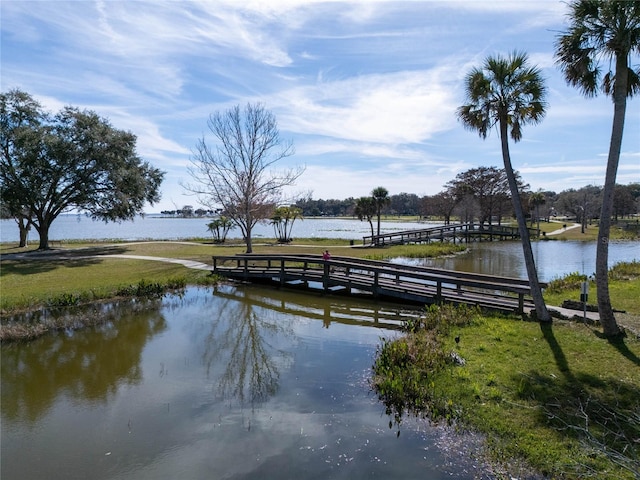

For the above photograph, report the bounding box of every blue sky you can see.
[1,0,638,213]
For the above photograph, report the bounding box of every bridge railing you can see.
[362,224,469,246]
[212,254,545,313]
[362,223,540,246]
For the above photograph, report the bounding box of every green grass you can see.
[0,239,464,314]
[544,261,640,317]
[372,304,640,479]
[0,257,213,313]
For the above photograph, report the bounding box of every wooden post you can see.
[373,271,379,298]
[323,262,330,290]
[518,293,524,314]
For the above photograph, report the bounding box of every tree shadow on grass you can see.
[512,323,640,477]
[539,322,577,383]
[516,369,640,478]
[0,246,129,276]
[596,330,640,367]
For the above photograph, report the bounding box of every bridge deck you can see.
[363,223,539,246]
[212,254,544,314]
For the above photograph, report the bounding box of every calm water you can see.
[1,286,483,480]
[0,215,426,243]
[394,240,640,283]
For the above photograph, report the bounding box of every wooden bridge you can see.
[213,286,412,331]
[212,254,544,314]
[362,223,539,246]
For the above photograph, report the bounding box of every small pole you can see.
[580,281,589,322]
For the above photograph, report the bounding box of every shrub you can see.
[371,304,478,427]
[546,272,588,294]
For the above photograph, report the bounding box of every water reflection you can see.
[1,287,478,480]
[214,284,417,331]
[1,300,166,424]
[200,291,293,407]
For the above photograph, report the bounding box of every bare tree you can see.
[187,103,304,253]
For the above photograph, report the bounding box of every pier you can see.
[363,223,539,246]
[212,254,544,314]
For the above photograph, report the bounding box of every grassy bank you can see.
[372,264,640,479]
[3,236,639,476]
[0,239,465,315]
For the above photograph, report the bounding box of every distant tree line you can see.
[160,205,217,217]
[292,175,640,225]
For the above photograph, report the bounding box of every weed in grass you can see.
[372,304,480,428]
[609,260,640,281]
[48,292,82,307]
[546,271,589,294]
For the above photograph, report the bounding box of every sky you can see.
[1,0,639,213]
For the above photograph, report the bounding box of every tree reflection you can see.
[1,300,166,423]
[200,292,293,407]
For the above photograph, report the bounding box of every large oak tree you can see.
[0,89,164,249]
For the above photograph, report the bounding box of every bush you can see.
[546,271,588,294]
[371,304,480,427]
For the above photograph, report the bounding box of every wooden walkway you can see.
[363,223,539,246]
[213,287,411,331]
[212,254,544,314]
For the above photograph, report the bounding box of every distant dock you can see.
[362,223,539,246]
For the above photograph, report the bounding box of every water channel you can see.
[2,216,638,478]
[2,286,488,480]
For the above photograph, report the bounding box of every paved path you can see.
[546,222,581,236]
[104,254,212,271]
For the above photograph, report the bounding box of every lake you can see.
[1,286,489,480]
[0,215,425,243]
[2,215,638,281]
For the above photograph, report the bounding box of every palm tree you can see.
[529,190,546,231]
[457,52,550,322]
[372,186,390,236]
[555,0,640,337]
[355,196,377,238]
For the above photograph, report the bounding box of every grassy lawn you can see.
[372,304,640,479]
[438,315,639,479]
[0,239,465,313]
[0,257,206,312]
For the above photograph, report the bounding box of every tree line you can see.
[293,179,640,224]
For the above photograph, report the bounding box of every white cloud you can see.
[274,66,459,145]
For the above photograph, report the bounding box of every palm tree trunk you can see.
[500,118,550,322]
[595,56,627,337]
